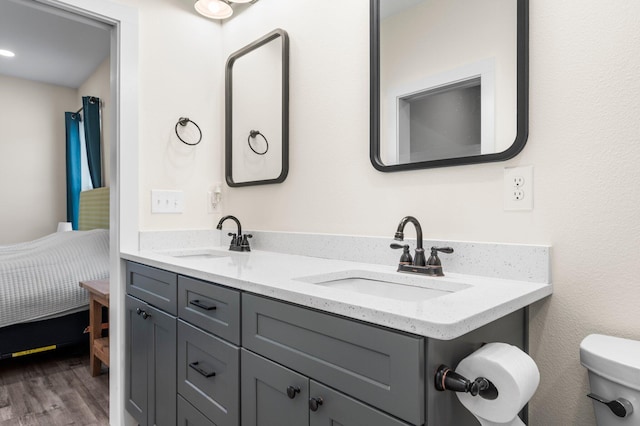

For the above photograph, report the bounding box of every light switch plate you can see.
[504,166,533,211]
[151,190,184,214]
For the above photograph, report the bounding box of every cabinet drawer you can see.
[242,294,425,426]
[177,396,216,426]
[126,262,177,315]
[177,320,239,426]
[178,275,241,345]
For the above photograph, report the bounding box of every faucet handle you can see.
[241,234,253,250]
[427,247,454,267]
[390,243,413,265]
[390,243,408,250]
[432,246,454,254]
[227,232,238,246]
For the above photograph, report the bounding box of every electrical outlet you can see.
[207,183,222,214]
[513,188,525,200]
[207,191,221,213]
[151,190,184,214]
[504,166,533,211]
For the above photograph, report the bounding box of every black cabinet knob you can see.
[136,307,142,315]
[141,311,150,320]
[309,397,323,412]
[286,386,300,399]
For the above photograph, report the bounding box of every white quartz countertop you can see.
[120,246,552,340]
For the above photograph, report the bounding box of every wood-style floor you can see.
[0,347,108,426]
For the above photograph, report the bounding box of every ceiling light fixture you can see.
[0,49,16,58]
[194,0,258,20]
[194,0,233,19]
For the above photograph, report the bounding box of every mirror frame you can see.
[370,0,529,171]
[225,28,289,187]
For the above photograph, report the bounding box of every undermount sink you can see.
[160,249,231,260]
[295,270,471,302]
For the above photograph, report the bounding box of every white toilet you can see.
[580,334,640,425]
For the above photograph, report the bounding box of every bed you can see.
[0,187,110,359]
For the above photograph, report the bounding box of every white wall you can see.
[132,0,640,424]
[78,57,111,186]
[0,57,110,244]
[121,0,224,231]
[0,74,77,243]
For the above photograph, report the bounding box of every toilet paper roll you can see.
[456,343,540,424]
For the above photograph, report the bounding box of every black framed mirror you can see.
[370,0,528,171]
[225,28,289,187]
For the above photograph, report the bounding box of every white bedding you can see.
[0,229,109,328]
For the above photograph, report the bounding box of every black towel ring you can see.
[248,130,269,155]
[175,117,202,146]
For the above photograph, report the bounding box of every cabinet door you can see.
[147,303,177,426]
[125,295,177,426]
[241,349,309,426]
[309,381,410,426]
[125,295,149,426]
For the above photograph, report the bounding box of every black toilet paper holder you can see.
[434,364,499,400]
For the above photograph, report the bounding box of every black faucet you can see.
[391,216,453,276]
[394,216,426,266]
[216,215,252,252]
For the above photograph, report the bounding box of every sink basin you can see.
[295,270,470,302]
[160,249,231,260]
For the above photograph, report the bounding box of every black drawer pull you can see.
[286,386,300,399]
[309,397,323,412]
[189,299,217,311]
[189,361,216,378]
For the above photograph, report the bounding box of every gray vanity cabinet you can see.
[123,261,527,426]
[125,294,177,426]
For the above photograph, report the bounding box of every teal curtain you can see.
[65,112,82,230]
[82,96,102,188]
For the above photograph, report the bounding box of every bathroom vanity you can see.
[121,241,550,426]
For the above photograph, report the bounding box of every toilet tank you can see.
[580,334,640,425]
